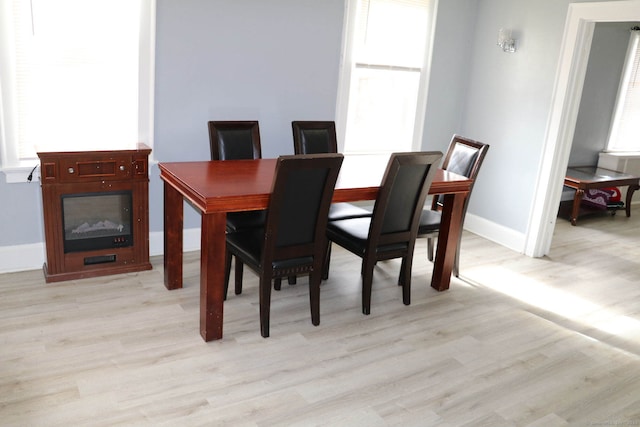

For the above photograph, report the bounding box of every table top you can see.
[565,166,640,186]
[159,155,473,214]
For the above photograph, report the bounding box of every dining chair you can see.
[208,120,262,162]
[326,151,443,315]
[224,153,344,337]
[291,121,372,281]
[208,120,266,296]
[292,121,372,221]
[417,135,489,277]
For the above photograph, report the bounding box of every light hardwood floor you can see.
[1,210,639,426]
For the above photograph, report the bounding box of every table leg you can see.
[431,193,465,292]
[164,183,184,290]
[570,189,584,226]
[200,212,227,341]
[625,183,639,218]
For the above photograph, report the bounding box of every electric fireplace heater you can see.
[38,145,152,282]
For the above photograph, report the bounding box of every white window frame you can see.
[335,0,438,154]
[0,0,156,183]
[606,28,640,153]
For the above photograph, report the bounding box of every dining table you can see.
[159,154,473,342]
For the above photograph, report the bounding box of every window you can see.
[336,0,436,154]
[0,0,155,182]
[607,28,640,152]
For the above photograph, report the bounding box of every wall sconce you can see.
[497,28,516,53]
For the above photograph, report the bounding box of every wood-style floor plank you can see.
[1,211,639,426]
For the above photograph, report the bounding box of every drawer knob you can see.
[68,167,75,174]
[119,165,126,171]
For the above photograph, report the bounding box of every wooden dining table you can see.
[159,154,473,341]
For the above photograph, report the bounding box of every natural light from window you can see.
[0,0,154,178]
[607,28,640,152]
[338,0,433,155]
[469,265,640,340]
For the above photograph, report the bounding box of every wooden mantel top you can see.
[37,143,152,158]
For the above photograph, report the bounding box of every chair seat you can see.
[327,217,408,257]
[328,203,371,221]
[227,226,316,272]
[226,210,267,232]
[226,228,264,268]
[417,209,442,235]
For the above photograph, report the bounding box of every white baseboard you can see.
[0,227,204,274]
[463,213,526,254]
[0,242,46,273]
[1,221,525,274]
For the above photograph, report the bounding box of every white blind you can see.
[0,0,150,166]
[607,29,640,152]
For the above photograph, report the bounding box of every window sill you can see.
[600,151,640,157]
[1,164,40,184]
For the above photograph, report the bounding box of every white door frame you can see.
[525,1,640,257]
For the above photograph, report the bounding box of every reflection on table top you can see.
[565,166,639,183]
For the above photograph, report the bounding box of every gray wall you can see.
[421,0,478,154]
[568,22,631,166]
[151,0,345,231]
[454,0,581,233]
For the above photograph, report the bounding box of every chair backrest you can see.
[433,135,489,208]
[208,121,262,160]
[369,152,442,249]
[292,121,338,154]
[263,154,344,270]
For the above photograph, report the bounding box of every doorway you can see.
[525,1,640,258]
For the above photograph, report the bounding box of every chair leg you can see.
[398,257,406,286]
[274,278,282,291]
[224,251,232,300]
[400,255,412,306]
[259,276,272,338]
[361,258,375,315]
[427,237,435,261]
[234,259,243,295]
[322,242,332,280]
[309,270,321,326]
[288,276,297,285]
[453,243,460,278]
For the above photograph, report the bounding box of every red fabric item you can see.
[581,187,619,209]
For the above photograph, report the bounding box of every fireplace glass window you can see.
[62,191,133,253]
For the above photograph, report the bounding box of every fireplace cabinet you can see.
[38,144,152,282]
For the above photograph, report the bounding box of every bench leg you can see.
[625,184,639,217]
[571,189,584,226]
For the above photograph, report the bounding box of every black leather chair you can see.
[224,154,344,337]
[292,121,371,221]
[208,120,261,162]
[208,120,266,295]
[291,121,371,282]
[417,135,489,277]
[292,121,338,155]
[326,151,442,315]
